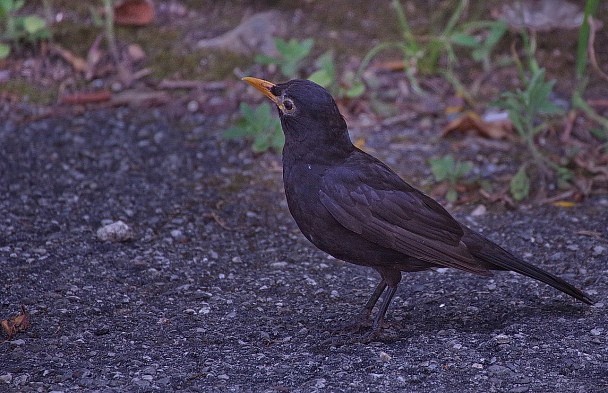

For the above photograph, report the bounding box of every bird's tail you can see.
[464,229,594,305]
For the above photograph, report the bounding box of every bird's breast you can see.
[283,163,331,238]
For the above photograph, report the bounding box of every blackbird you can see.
[243,77,594,341]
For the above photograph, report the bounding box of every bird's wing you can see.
[319,154,488,274]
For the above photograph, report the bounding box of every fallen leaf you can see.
[114,0,155,26]
[1,305,31,341]
[443,111,513,139]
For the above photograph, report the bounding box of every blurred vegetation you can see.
[0,0,51,58]
[1,0,607,202]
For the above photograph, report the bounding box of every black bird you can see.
[243,77,594,341]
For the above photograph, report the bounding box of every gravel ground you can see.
[1,107,607,392]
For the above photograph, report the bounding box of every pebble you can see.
[0,373,12,383]
[493,334,511,344]
[487,364,511,375]
[590,328,603,336]
[592,245,605,256]
[10,339,25,345]
[379,351,392,362]
[96,221,133,242]
[470,204,486,217]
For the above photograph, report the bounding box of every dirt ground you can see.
[1,1,608,392]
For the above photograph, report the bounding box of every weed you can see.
[224,102,284,153]
[429,154,473,202]
[308,51,365,99]
[572,0,608,135]
[357,0,506,96]
[0,0,50,58]
[255,38,314,79]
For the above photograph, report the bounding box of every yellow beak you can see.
[242,77,280,105]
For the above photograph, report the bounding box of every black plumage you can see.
[243,77,594,341]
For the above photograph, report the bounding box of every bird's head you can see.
[242,77,352,154]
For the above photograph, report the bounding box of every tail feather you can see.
[464,229,594,305]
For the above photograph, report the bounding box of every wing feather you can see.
[320,155,489,275]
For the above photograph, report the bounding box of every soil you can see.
[1,1,608,392]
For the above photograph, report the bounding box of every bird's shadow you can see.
[311,297,591,351]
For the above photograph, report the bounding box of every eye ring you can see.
[282,98,295,112]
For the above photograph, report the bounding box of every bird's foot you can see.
[322,322,400,346]
[329,313,373,335]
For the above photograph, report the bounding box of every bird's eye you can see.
[282,98,295,113]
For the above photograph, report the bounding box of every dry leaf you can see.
[1,305,31,341]
[443,111,513,139]
[114,0,155,26]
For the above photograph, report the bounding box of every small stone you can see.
[472,363,483,369]
[494,334,511,344]
[9,339,25,345]
[592,245,605,256]
[470,204,486,217]
[187,100,199,112]
[590,328,603,336]
[96,221,133,242]
[487,364,511,375]
[379,351,392,362]
[0,373,12,383]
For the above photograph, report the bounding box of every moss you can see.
[0,79,56,104]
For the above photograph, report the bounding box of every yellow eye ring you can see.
[282,98,295,113]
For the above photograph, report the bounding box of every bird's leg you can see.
[347,285,399,344]
[332,280,387,334]
[356,269,402,343]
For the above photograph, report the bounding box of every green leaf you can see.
[510,165,530,201]
[254,53,279,66]
[450,32,479,48]
[454,161,473,178]
[23,15,46,35]
[308,69,333,88]
[446,189,458,203]
[223,102,283,153]
[471,22,506,62]
[308,51,335,87]
[344,81,366,98]
[429,155,454,182]
[0,43,10,58]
